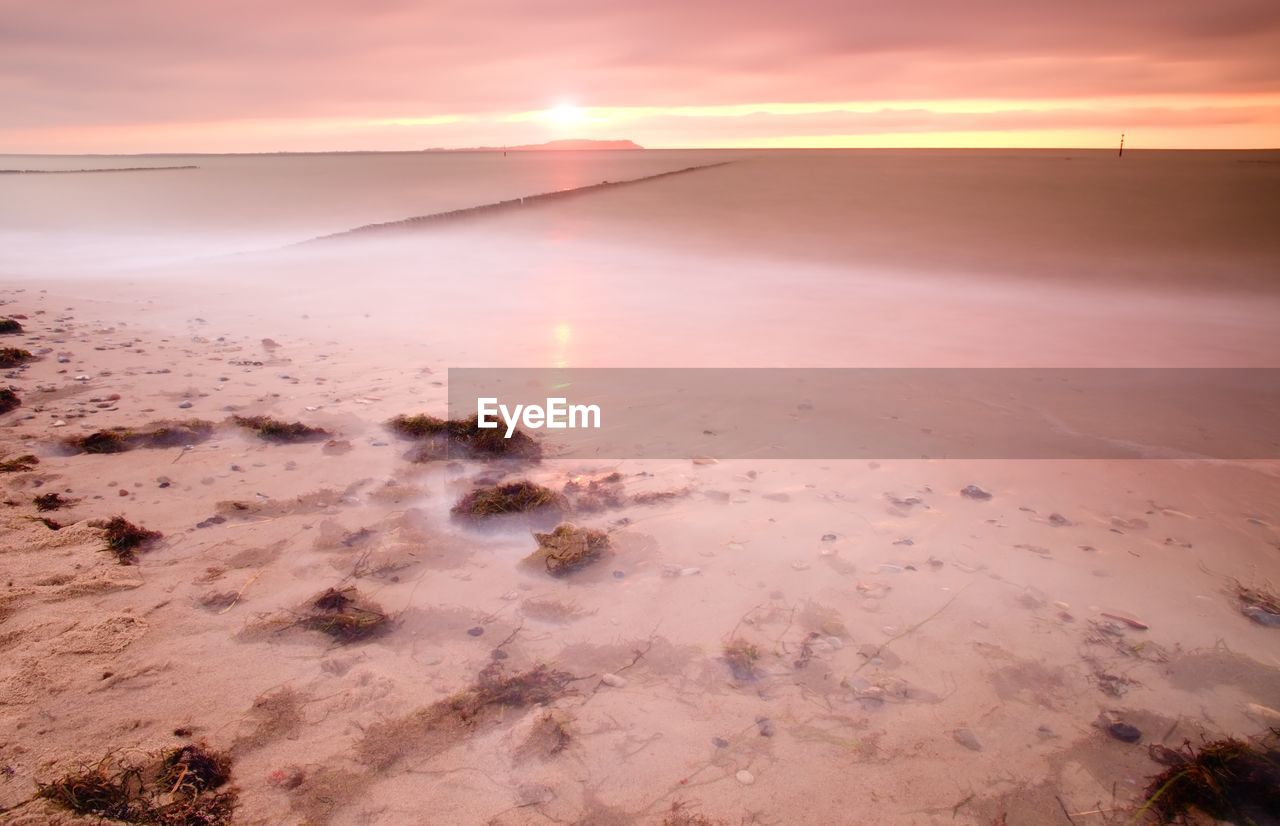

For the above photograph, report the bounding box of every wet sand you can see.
[1,284,1278,825]
[1,149,1279,824]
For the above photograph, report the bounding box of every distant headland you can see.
[426,139,643,152]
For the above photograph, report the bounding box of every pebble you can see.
[178,400,193,409]
[821,533,837,542]
[735,770,755,785]
[960,484,992,501]
[680,567,701,577]
[612,570,626,579]
[1242,606,1280,627]
[1107,722,1142,743]
[756,717,775,737]
[712,737,729,748]
[466,626,484,637]
[600,673,627,688]
[953,728,983,751]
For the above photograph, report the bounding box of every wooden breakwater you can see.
[298,161,732,245]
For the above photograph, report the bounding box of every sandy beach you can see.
[1,150,1279,825]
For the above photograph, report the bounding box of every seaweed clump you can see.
[525,523,610,576]
[92,516,162,564]
[0,453,37,472]
[663,803,728,826]
[0,387,18,414]
[62,420,215,454]
[0,318,23,334]
[1139,736,1280,823]
[301,587,389,643]
[723,639,762,681]
[36,742,235,825]
[231,415,329,443]
[0,347,35,368]
[451,480,568,523]
[388,414,541,462]
[1234,579,1280,627]
[355,663,573,770]
[34,492,71,511]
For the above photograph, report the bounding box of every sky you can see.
[2,0,1279,153]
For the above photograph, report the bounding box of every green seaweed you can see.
[93,516,162,564]
[0,347,34,367]
[451,480,568,522]
[0,454,38,472]
[231,415,329,443]
[525,523,610,576]
[62,420,215,454]
[37,743,235,825]
[389,413,541,461]
[302,587,389,643]
[1139,736,1280,823]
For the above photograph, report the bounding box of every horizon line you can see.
[4,144,1279,157]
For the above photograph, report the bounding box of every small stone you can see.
[1242,605,1280,627]
[680,567,701,577]
[953,728,983,751]
[612,570,626,579]
[735,770,755,785]
[157,477,172,488]
[178,400,193,409]
[466,626,485,637]
[960,484,992,501]
[118,489,129,497]
[712,737,729,748]
[756,717,775,737]
[601,673,627,688]
[821,533,837,542]
[1107,722,1141,743]
[1048,513,1071,526]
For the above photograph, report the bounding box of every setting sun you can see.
[545,100,588,127]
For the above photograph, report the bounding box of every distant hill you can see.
[426,139,643,152]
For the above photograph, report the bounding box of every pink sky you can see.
[2,0,1279,152]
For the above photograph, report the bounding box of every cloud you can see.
[2,0,1278,149]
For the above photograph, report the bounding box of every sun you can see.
[546,100,587,127]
